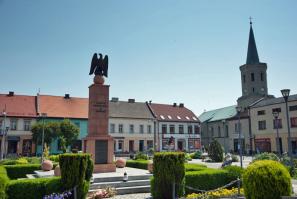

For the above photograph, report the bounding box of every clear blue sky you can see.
[0,1,296,116]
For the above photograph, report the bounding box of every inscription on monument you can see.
[93,102,106,113]
[95,140,108,164]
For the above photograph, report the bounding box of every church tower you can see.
[237,21,273,108]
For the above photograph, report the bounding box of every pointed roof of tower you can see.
[246,20,260,64]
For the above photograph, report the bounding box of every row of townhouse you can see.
[0,92,201,157]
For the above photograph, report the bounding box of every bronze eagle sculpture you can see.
[89,53,108,77]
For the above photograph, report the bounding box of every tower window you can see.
[252,87,255,93]
[251,73,255,81]
[261,72,264,81]
[243,75,246,83]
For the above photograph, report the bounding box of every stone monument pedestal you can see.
[84,75,116,173]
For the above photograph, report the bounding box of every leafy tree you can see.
[208,139,223,162]
[59,119,79,153]
[31,122,59,146]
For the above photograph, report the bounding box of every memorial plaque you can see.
[95,140,108,164]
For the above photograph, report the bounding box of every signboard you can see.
[93,102,107,113]
[95,140,108,164]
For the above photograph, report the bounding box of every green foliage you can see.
[185,153,192,161]
[253,152,279,162]
[59,119,79,153]
[223,165,244,179]
[190,151,202,159]
[85,157,94,182]
[126,160,148,170]
[208,139,223,162]
[231,154,239,162]
[25,157,41,164]
[134,152,148,160]
[243,160,291,199]
[4,164,41,179]
[59,153,92,199]
[185,168,235,194]
[185,163,207,172]
[151,152,185,199]
[49,155,60,163]
[6,177,62,199]
[43,143,50,160]
[0,166,9,199]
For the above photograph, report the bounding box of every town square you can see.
[0,1,297,199]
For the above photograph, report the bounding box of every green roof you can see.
[198,105,237,123]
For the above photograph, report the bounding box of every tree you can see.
[59,119,79,153]
[208,139,224,162]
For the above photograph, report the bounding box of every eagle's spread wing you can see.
[103,55,108,77]
[89,53,98,75]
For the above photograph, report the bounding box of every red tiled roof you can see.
[39,95,88,119]
[149,103,200,122]
[0,94,36,117]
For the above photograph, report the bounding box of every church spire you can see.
[246,18,260,64]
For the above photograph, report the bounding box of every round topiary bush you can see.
[243,160,291,199]
[208,139,223,162]
[252,152,279,163]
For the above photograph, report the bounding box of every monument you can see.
[83,53,116,172]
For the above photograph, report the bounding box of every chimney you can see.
[173,103,177,107]
[64,94,70,99]
[111,97,119,102]
[179,103,184,108]
[128,99,135,103]
[7,91,14,96]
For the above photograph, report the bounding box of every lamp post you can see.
[236,106,243,168]
[273,111,281,156]
[0,111,7,160]
[222,119,226,154]
[40,113,47,163]
[281,89,293,168]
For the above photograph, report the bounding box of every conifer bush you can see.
[208,139,223,162]
[243,160,291,199]
[151,152,185,199]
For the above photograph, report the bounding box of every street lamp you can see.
[273,111,281,156]
[236,106,243,168]
[281,89,293,168]
[39,113,47,163]
[222,119,226,154]
[0,111,7,160]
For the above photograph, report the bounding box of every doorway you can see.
[129,140,134,152]
[139,140,144,152]
[177,140,183,151]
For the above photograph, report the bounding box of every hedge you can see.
[4,164,41,179]
[151,152,185,199]
[6,177,62,199]
[185,163,207,172]
[185,168,236,193]
[0,166,9,199]
[126,160,149,170]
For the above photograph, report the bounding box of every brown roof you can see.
[148,103,199,122]
[0,94,36,117]
[39,95,88,119]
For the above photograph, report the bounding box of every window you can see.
[10,119,17,130]
[261,72,264,81]
[110,123,115,133]
[194,125,200,134]
[273,119,282,129]
[243,75,246,83]
[225,125,229,137]
[258,120,266,130]
[290,105,297,111]
[118,140,124,151]
[251,73,255,81]
[235,123,241,133]
[211,127,214,136]
[161,124,167,134]
[272,108,281,113]
[188,125,193,134]
[169,125,175,134]
[139,125,144,134]
[147,140,153,150]
[129,124,134,133]
[252,87,255,93]
[24,120,31,131]
[291,117,297,128]
[119,124,123,133]
[257,110,265,115]
[147,125,152,134]
[218,126,221,137]
[179,125,184,134]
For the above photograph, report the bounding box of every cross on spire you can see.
[249,16,253,25]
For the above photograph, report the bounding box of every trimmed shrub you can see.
[151,152,185,199]
[49,155,60,162]
[185,163,207,172]
[243,160,291,199]
[185,153,192,161]
[25,157,41,164]
[85,157,94,181]
[4,164,41,179]
[134,152,148,160]
[231,154,239,162]
[126,160,148,170]
[208,139,223,162]
[185,168,235,193]
[6,177,62,199]
[0,166,9,199]
[0,158,28,165]
[223,165,244,179]
[253,152,279,162]
[190,151,202,159]
[59,153,92,199]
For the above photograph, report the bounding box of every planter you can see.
[147,160,153,173]
[116,158,126,168]
[41,160,53,171]
[54,165,61,176]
